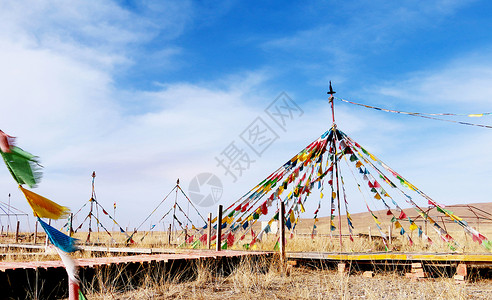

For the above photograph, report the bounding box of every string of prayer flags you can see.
[19,185,70,219]
[1,146,42,188]
[39,217,79,253]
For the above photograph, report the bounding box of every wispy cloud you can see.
[378,51,492,106]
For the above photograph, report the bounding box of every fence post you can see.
[15,220,20,243]
[34,221,38,244]
[167,224,171,245]
[368,227,372,242]
[207,213,212,249]
[279,201,286,265]
[216,205,223,251]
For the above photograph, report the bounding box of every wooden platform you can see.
[287,251,492,264]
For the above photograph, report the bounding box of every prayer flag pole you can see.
[328,82,343,249]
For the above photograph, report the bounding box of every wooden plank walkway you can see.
[0,249,269,271]
[287,251,492,263]
[0,249,273,299]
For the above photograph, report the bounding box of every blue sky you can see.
[0,1,491,231]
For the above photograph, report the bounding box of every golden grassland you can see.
[2,203,492,299]
[82,256,492,300]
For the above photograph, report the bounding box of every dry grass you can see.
[82,256,492,299]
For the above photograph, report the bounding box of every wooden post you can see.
[68,278,79,300]
[6,225,9,236]
[34,267,39,300]
[184,227,188,243]
[388,224,392,245]
[15,220,20,243]
[279,201,286,265]
[34,221,38,244]
[69,213,74,237]
[207,213,212,249]
[216,205,223,251]
[45,220,51,246]
[368,227,372,242]
[167,224,171,245]
[1,225,3,236]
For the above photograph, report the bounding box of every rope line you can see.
[335,97,492,128]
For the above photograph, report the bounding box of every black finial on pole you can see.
[328,81,336,124]
[327,81,336,96]
[177,178,180,185]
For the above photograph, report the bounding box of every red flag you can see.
[261,202,268,215]
[399,211,407,219]
[227,233,235,247]
[199,234,208,243]
[187,235,194,243]
[0,130,15,153]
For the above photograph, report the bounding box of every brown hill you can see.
[294,202,492,236]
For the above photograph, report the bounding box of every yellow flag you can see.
[247,215,254,221]
[355,161,363,168]
[19,186,70,219]
[320,192,324,199]
[374,193,381,200]
[449,214,463,221]
[369,153,377,161]
[409,222,418,231]
[290,211,295,223]
[332,192,336,199]
[469,114,483,117]
[394,221,401,229]
[300,204,305,213]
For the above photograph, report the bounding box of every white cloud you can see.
[378,52,492,106]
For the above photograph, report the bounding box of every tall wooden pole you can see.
[216,205,223,251]
[207,213,212,249]
[279,201,286,264]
